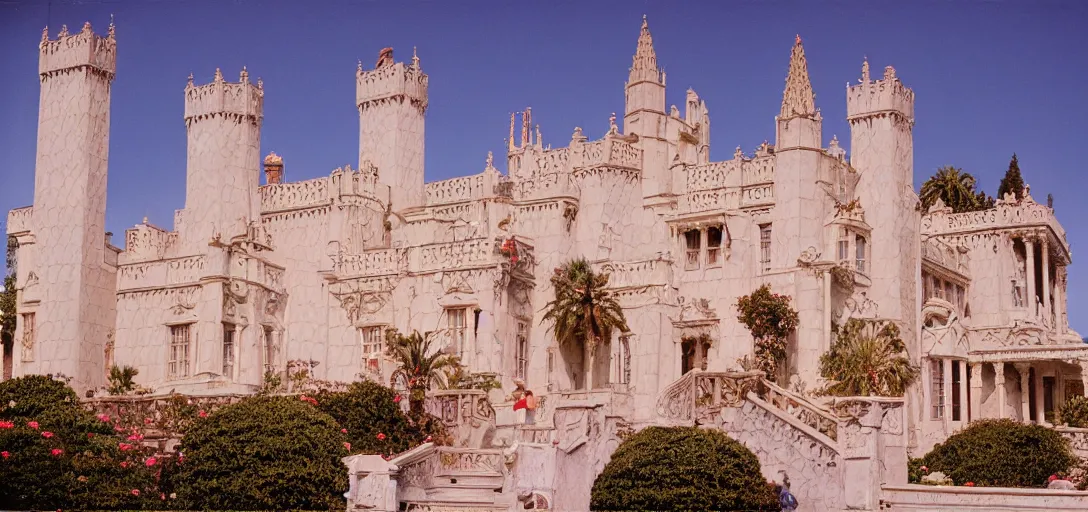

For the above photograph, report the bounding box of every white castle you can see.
[6,18,1085,510]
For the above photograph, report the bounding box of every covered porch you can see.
[936,346,1088,427]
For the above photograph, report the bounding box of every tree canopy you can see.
[919,166,993,213]
[997,154,1026,201]
[819,319,919,397]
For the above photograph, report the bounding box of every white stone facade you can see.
[6,17,1084,498]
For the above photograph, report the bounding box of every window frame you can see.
[168,323,193,381]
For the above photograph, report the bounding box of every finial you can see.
[41,26,48,43]
[861,57,870,83]
[411,46,419,68]
[58,25,69,38]
[357,59,363,73]
[257,77,263,90]
[142,216,148,224]
[82,21,92,33]
[186,73,194,88]
[795,34,801,45]
[883,65,896,81]
[240,65,249,82]
[642,14,647,27]
[486,151,494,169]
[108,14,115,38]
[508,112,516,151]
[214,67,224,82]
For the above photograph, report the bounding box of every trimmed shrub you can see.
[0,375,159,510]
[1058,395,1088,428]
[921,419,1077,487]
[172,395,348,510]
[315,380,443,457]
[591,426,779,511]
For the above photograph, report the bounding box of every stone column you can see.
[943,358,953,431]
[1042,237,1051,321]
[1055,267,1065,334]
[1014,363,1031,423]
[1034,366,1047,425]
[1025,237,1036,317]
[969,363,982,422]
[994,362,1006,419]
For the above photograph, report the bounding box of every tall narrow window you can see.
[447,308,467,356]
[515,322,528,380]
[855,235,867,273]
[222,323,235,377]
[360,326,383,373]
[759,224,772,271]
[20,313,35,362]
[263,326,276,374]
[169,324,192,380]
[706,226,723,266]
[930,359,945,420]
[922,272,932,301]
[837,227,850,263]
[684,230,701,270]
[951,361,962,421]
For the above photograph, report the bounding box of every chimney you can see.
[263,151,284,184]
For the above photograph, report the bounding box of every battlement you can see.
[846,61,914,124]
[183,68,263,126]
[39,22,117,80]
[259,162,388,214]
[355,49,428,114]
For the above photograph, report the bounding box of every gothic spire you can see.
[629,15,661,84]
[780,34,816,118]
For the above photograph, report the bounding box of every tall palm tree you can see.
[819,319,919,397]
[385,329,460,415]
[919,166,986,213]
[541,258,629,390]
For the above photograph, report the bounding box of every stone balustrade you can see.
[424,389,496,448]
[922,200,1068,253]
[578,139,642,170]
[425,173,487,205]
[1056,426,1088,457]
[758,379,840,441]
[654,370,763,424]
[594,257,673,290]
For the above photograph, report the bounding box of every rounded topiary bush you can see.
[921,418,1077,487]
[316,380,442,456]
[173,395,348,510]
[591,426,779,511]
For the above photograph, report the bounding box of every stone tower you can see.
[181,68,263,250]
[847,60,919,346]
[623,16,670,198]
[357,48,428,212]
[773,36,825,267]
[28,22,118,391]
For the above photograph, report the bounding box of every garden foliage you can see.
[736,284,799,379]
[316,380,444,456]
[1058,395,1088,428]
[919,419,1076,487]
[172,395,348,510]
[590,426,779,511]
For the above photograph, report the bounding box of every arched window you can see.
[855,234,867,273]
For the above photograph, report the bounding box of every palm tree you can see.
[919,166,988,213]
[819,319,919,397]
[541,258,629,390]
[385,329,460,415]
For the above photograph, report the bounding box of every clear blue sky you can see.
[1,1,1085,333]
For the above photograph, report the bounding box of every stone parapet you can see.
[5,206,32,235]
[356,60,428,114]
[846,63,915,123]
[183,68,263,126]
[39,22,116,79]
[881,484,1088,511]
[922,200,1069,256]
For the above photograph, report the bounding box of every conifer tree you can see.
[997,154,1026,201]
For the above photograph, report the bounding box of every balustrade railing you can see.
[655,370,762,423]
[757,379,840,441]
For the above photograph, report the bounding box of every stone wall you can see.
[881,484,1088,511]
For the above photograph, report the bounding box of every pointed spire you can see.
[214,67,224,83]
[411,46,420,69]
[861,56,870,83]
[58,25,69,38]
[41,26,49,43]
[357,59,363,74]
[240,65,249,83]
[629,15,661,84]
[108,14,115,39]
[82,21,92,34]
[186,73,194,88]
[508,112,516,151]
[780,34,816,118]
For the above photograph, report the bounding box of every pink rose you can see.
[160,493,166,501]
[964,482,975,487]
[393,395,402,403]
[0,420,13,429]
[144,418,153,425]
[51,448,63,457]
[341,428,348,433]
[87,433,94,438]
[121,461,129,468]
[97,414,110,422]
[119,442,131,451]
[1,451,9,459]
[145,457,157,467]
[377,433,386,441]
[198,410,208,418]
[344,442,351,450]
[27,421,39,430]
[131,489,140,496]
[42,431,54,438]
[425,435,432,442]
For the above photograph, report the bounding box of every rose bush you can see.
[315,380,446,457]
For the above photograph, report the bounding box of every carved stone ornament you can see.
[797,246,821,265]
[170,287,199,315]
[839,291,878,324]
[677,296,717,322]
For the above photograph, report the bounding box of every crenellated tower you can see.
[772,36,824,271]
[28,22,118,391]
[623,16,670,198]
[847,60,919,350]
[181,67,263,249]
[357,48,428,212]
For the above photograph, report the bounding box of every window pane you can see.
[759,225,772,271]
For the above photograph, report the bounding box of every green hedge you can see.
[1058,396,1088,428]
[920,419,1077,487]
[315,380,444,456]
[590,426,779,511]
[171,395,348,510]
